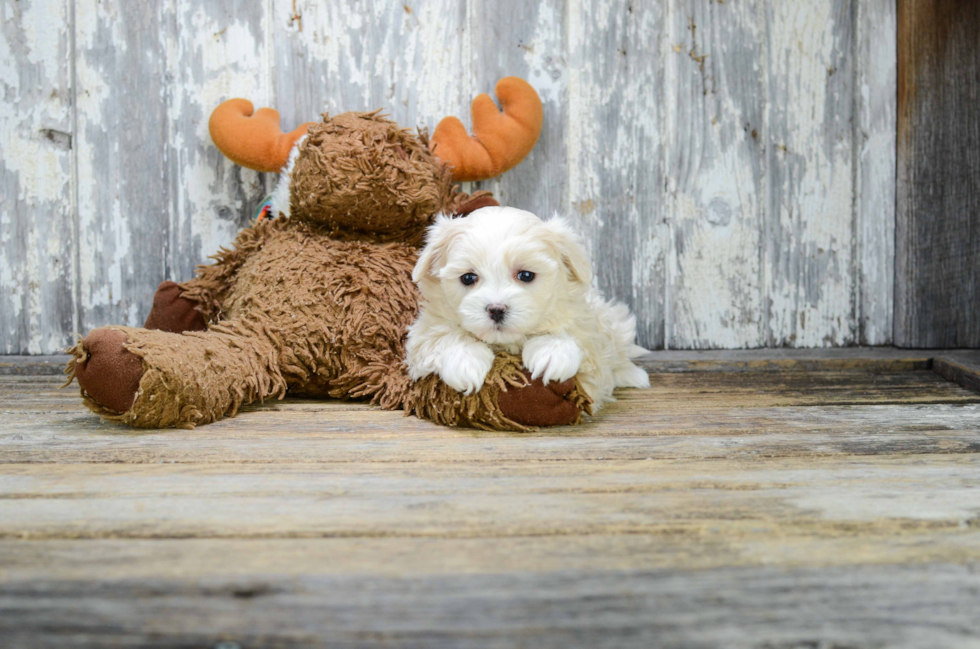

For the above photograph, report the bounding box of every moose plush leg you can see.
[405,352,591,432]
[143,281,208,333]
[66,323,286,428]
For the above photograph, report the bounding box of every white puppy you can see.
[406,206,649,412]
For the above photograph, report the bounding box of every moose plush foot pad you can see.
[497,373,585,427]
[69,328,144,413]
[407,353,591,431]
[143,281,207,333]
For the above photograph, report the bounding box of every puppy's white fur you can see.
[406,206,649,411]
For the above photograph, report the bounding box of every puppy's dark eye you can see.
[460,273,479,286]
[517,270,535,283]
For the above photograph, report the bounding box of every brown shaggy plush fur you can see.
[291,112,452,245]
[65,111,589,429]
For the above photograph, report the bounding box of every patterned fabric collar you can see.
[254,195,275,222]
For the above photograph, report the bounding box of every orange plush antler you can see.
[430,77,543,182]
[209,99,314,173]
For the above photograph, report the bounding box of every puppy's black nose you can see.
[486,304,507,324]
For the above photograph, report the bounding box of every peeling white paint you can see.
[765,0,856,347]
[168,1,272,285]
[855,0,896,345]
[521,2,564,107]
[74,0,116,324]
[0,0,74,353]
[0,0,897,353]
[565,0,602,236]
[20,0,68,78]
[179,7,270,135]
[666,1,768,349]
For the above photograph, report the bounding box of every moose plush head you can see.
[68,77,588,431]
[207,77,544,240]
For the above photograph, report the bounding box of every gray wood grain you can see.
[0,0,76,354]
[895,0,980,348]
[272,1,470,139]
[855,0,896,345]
[0,0,902,351]
[666,0,766,349]
[468,1,569,220]
[165,1,274,289]
[6,371,980,465]
[765,1,856,347]
[0,346,945,376]
[565,0,667,349]
[2,564,979,648]
[933,351,980,395]
[636,345,934,372]
[0,355,71,375]
[73,1,272,335]
[3,454,980,538]
[6,403,980,463]
[3,535,978,588]
[73,1,172,331]
[3,361,980,645]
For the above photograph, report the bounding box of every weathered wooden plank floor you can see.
[1,350,980,647]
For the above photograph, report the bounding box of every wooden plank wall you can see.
[895,0,980,348]
[0,0,897,354]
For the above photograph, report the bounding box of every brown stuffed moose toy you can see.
[66,77,590,430]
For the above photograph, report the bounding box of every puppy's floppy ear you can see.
[413,213,460,283]
[541,217,592,285]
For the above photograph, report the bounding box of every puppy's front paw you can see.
[523,334,582,384]
[440,343,495,395]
